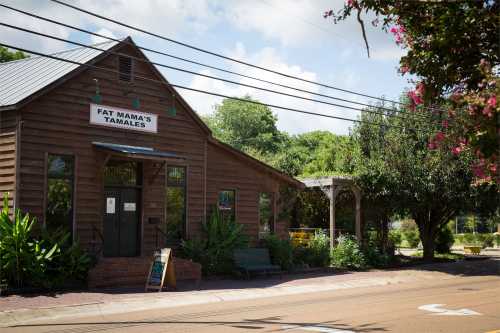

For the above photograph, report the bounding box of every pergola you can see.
[302,176,362,250]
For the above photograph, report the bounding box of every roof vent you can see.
[118,56,133,82]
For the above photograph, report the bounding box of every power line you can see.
[0,3,431,120]
[0,22,428,124]
[49,0,443,114]
[0,42,421,131]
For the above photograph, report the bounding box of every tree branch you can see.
[356,8,371,58]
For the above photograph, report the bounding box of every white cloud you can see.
[90,28,117,44]
[179,42,361,135]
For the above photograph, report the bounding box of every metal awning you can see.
[93,142,185,161]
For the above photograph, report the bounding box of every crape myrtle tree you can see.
[353,102,498,260]
[325,1,499,184]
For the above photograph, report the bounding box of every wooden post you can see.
[329,186,335,251]
[354,187,362,242]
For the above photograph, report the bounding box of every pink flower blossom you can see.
[452,146,462,155]
[472,163,486,179]
[442,119,449,129]
[416,82,425,95]
[390,26,398,34]
[487,95,496,107]
[346,0,355,7]
[408,90,423,105]
[483,105,493,118]
[434,131,445,142]
[428,141,437,150]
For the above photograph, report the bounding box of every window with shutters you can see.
[118,56,133,82]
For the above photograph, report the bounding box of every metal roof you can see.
[0,40,119,108]
[93,142,185,160]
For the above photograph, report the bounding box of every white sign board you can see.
[124,202,136,211]
[90,104,158,133]
[106,197,116,214]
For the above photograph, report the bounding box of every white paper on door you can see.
[124,202,136,211]
[106,197,116,214]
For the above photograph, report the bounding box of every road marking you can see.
[418,304,482,316]
[282,324,355,332]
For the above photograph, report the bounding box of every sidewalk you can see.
[1,257,497,327]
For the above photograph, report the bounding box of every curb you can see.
[0,274,429,327]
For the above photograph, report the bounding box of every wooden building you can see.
[0,38,303,287]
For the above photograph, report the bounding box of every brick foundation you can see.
[88,256,201,289]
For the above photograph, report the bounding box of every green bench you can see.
[233,248,282,278]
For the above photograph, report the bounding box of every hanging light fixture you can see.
[91,78,102,103]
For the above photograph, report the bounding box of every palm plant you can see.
[0,193,58,288]
[181,206,248,275]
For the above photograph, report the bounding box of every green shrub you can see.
[477,233,494,248]
[330,235,366,270]
[307,230,330,267]
[262,234,294,271]
[456,233,496,248]
[403,230,420,248]
[361,232,393,268]
[435,226,454,254]
[40,227,92,288]
[180,207,248,276]
[454,234,464,245]
[463,233,476,245]
[388,230,402,248]
[0,193,58,288]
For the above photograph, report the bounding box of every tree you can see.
[0,47,28,63]
[202,96,284,155]
[352,101,499,260]
[325,1,499,184]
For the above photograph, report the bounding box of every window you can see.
[218,190,236,221]
[118,56,133,82]
[166,166,186,244]
[46,154,74,237]
[104,160,141,186]
[259,192,274,238]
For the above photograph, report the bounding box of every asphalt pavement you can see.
[1,256,499,333]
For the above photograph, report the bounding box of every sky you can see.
[0,0,412,135]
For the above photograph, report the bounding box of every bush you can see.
[476,233,494,248]
[330,235,366,270]
[463,233,476,245]
[0,194,58,288]
[262,234,294,271]
[0,193,94,290]
[180,207,248,276]
[307,230,330,267]
[40,227,92,288]
[403,230,420,248]
[388,230,402,248]
[435,226,454,254]
[456,233,496,248]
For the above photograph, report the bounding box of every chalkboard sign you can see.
[145,248,176,292]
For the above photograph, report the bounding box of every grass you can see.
[410,251,465,261]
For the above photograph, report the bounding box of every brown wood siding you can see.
[206,142,284,244]
[0,108,18,213]
[17,44,207,252]
[0,132,16,213]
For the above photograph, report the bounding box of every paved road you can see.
[3,259,500,333]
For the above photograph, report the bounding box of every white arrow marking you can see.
[282,324,355,333]
[418,304,482,316]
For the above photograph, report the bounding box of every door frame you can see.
[101,158,143,257]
